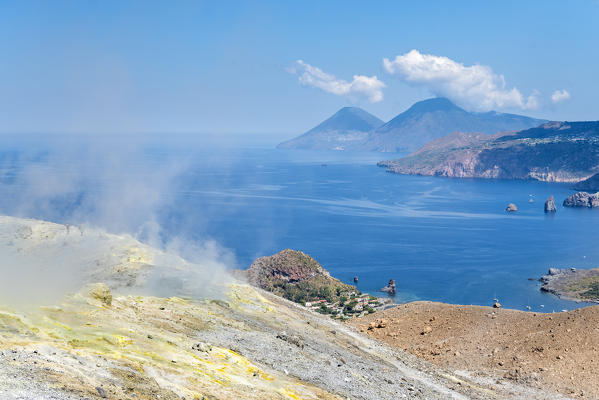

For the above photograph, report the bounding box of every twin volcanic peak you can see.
[278,98,546,153]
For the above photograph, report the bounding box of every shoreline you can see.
[540,267,599,304]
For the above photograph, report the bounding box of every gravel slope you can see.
[351,301,599,399]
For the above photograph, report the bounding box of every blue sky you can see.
[0,1,597,137]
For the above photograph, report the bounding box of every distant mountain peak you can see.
[338,106,365,112]
[369,97,546,152]
[404,97,464,114]
[304,106,383,135]
[276,106,383,150]
[326,106,384,126]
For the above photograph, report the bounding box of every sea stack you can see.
[544,196,557,213]
[506,203,518,212]
[381,279,397,295]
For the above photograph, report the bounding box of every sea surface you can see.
[1,133,598,312]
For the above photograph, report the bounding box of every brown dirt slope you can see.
[350,301,599,399]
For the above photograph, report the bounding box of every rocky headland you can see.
[245,249,357,303]
[244,249,390,318]
[379,121,599,182]
[540,267,599,302]
[563,191,599,208]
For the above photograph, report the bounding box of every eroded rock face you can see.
[563,191,599,208]
[544,196,557,213]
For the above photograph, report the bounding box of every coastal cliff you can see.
[563,191,599,208]
[379,121,599,182]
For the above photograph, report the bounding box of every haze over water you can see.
[1,135,598,312]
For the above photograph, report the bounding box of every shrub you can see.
[581,282,599,299]
[316,304,333,314]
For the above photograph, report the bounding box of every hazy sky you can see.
[0,1,597,137]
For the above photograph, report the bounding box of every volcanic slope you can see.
[0,216,568,399]
[352,301,599,399]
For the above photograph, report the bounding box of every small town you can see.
[305,293,393,320]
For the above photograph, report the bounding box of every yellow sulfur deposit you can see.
[0,284,341,400]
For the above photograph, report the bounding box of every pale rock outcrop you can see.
[563,191,599,208]
[544,196,557,213]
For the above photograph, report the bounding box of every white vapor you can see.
[382,49,539,111]
[290,60,385,103]
[0,134,236,306]
[551,89,571,103]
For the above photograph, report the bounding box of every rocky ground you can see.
[1,215,563,400]
[351,301,599,399]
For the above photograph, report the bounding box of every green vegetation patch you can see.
[565,274,599,300]
[272,277,356,304]
[580,282,599,299]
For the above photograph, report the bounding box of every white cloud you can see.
[551,89,571,103]
[291,60,385,103]
[382,49,539,111]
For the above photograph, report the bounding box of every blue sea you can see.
[1,134,598,312]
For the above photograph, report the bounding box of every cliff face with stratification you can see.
[379,121,599,182]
